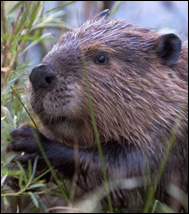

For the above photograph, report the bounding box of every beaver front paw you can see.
[6,125,75,190]
[7,124,48,153]
[6,125,56,187]
[7,124,66,168]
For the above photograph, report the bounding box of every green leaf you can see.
[110,1,122,16]
[27,183,44,190]
[8,1,25,14]
[28,192,39,208]
[44,1,78,14]
[19,33,55,57]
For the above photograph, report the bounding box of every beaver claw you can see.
[7,125,46,153]
[6,125,58,188]
[7,125,66,168]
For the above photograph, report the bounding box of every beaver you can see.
[7,10,188,212]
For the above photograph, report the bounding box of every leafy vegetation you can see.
[1,1,187,213]
[1,1,77,213]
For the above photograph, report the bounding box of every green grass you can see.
[1,2,77,212]
[1,1,187,213]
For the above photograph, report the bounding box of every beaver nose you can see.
[29,64,56,89]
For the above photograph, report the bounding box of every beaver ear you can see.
[95,9,110,20]
[156,33,182,66]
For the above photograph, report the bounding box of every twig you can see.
[1,1,7,67]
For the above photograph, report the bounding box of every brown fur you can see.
[9,14,188,211]
[30,17,188,152]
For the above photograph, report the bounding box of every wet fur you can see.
[8,14,188,211]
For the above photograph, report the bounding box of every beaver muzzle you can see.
[29,64,56,89]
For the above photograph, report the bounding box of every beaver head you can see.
[29,10,188,150]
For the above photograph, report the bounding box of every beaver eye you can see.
[95,54,108,65]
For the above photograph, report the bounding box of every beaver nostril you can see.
[29,64,56,89]
[45,76,54,84]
